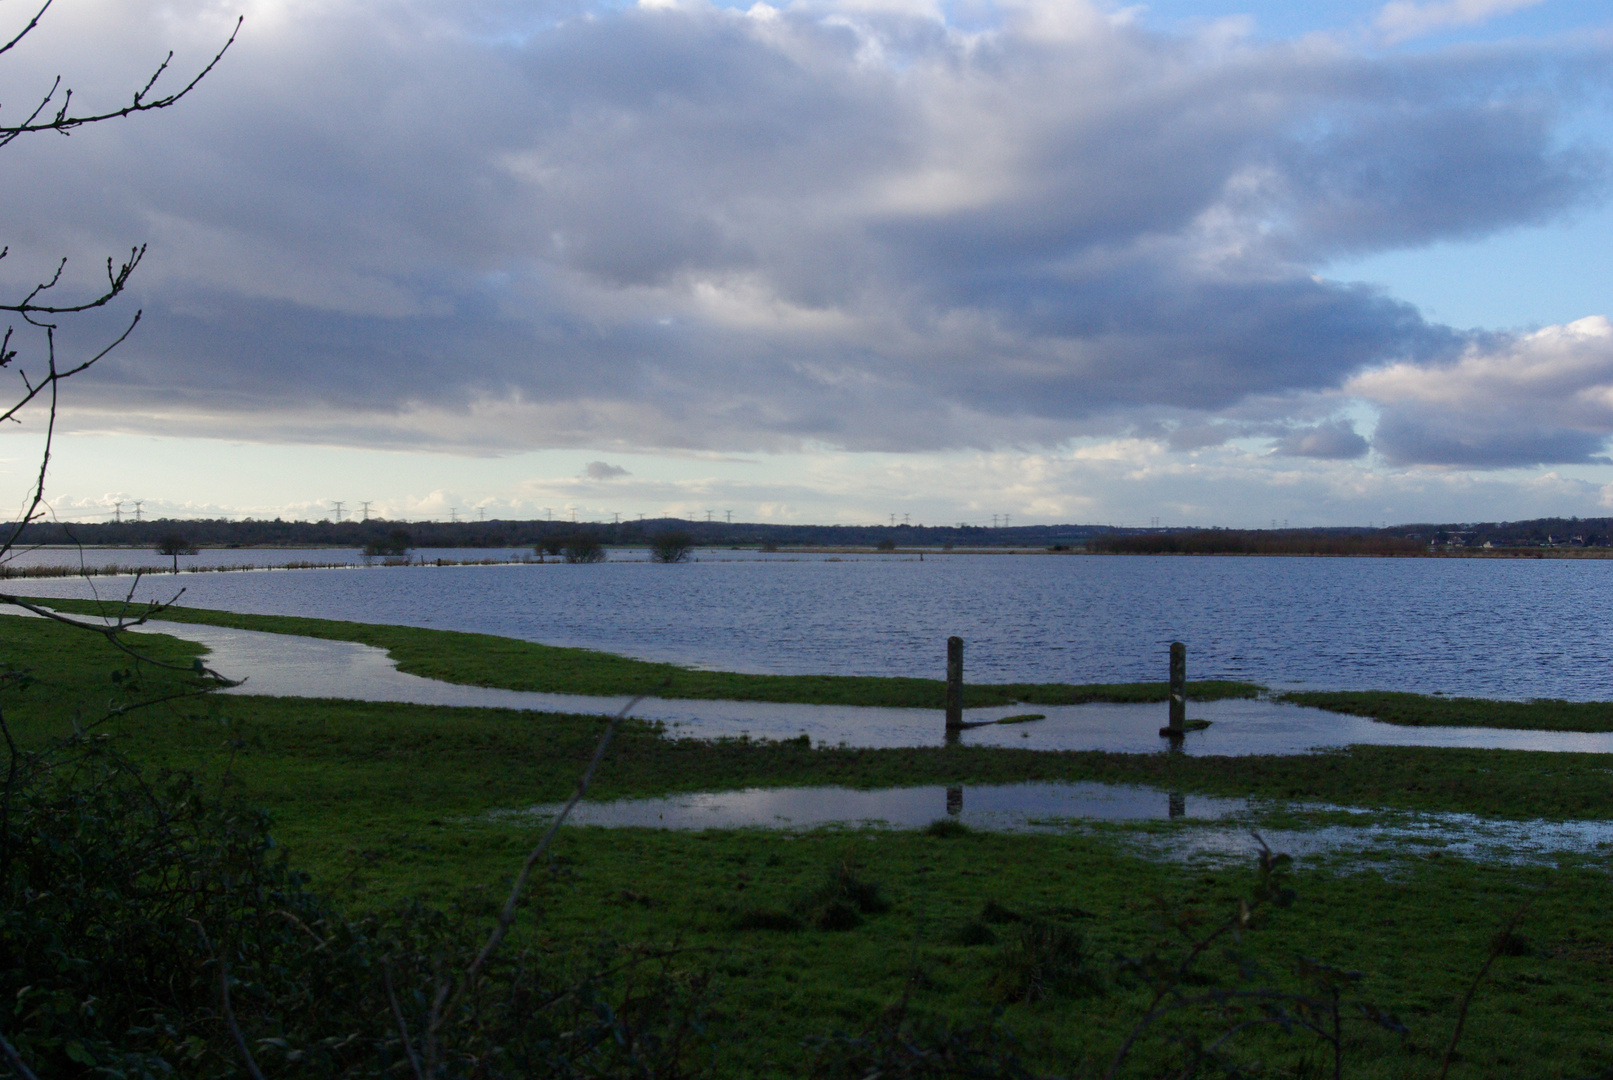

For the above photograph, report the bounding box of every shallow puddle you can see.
[497,782,1249,830]
[10,613,1612,756]
[505,781,1613,866]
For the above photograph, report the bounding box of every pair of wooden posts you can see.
[942,636,1188,734]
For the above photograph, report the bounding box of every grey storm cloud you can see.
[584,461,630,480]
[1,0,1608,456]
[1273,420,1370,460]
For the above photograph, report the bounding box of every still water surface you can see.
[12,552,1613,699]
[508,782,1613,865]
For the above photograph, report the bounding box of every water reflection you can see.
[504,781,1613,866]
[503,781,1248,831]
[112,619,1613,757]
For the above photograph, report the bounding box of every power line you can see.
[359,501,372,522]
[132,501,143,523]
[112,501,121,524]
[332,501,345,522]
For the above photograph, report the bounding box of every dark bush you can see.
[875,538,897,552]
[0,746,710,1079]
[650,530,694,563]
[562,534,606,563]
[363,528,412,558]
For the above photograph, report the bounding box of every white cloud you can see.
[0,0,1606,491]
[1374,0,1545,45]
[1349,316,1613,466]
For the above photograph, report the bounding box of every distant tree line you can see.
[1090,530,1427,556]
[9,517,1112,549]
[11,514,1612,551]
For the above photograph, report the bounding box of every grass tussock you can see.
[791,859,892,931]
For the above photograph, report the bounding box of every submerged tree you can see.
[561,533,606,563]
[650,528,693,563]
[154,532,198,573]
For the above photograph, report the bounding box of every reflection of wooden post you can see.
[1168,641,1186,731]
[945,636,964,730]
[946,786,963,816]
[1169,791,1185,818]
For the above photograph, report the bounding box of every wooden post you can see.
[1168,641,1186,731]
[946,786,963,816]
[1168,791,1185,818]
[945,636,963,730]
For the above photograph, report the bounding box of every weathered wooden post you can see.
[946,786,963,816]
[1168,791,1185,818]
[1168,640,1186,731]
[945,636,964,730]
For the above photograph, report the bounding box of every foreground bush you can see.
[0,745,709,1079]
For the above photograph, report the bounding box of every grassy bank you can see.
[8,616,1613,830]
[7,616,1613,1076]
[1283,690,1613,733]
[21,596,1262,707]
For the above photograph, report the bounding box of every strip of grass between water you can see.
[1280,690,1613,733]
[22,595,1261,707]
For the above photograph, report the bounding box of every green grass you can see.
[20,596,1262,707]
[1283,690,1613,732]
[9,615,1613,1076]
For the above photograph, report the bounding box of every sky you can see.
[2,0,1612,529]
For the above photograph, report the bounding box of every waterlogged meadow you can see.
[5,601,1613,1077]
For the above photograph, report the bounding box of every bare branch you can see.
[0,594,242,685]
[0,0,51,61]
[0,17,241,147]
[0,312,139,426]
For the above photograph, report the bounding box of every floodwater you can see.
[13,552,1613,699]
[506,780,1613,866]
[120,619,1613,755]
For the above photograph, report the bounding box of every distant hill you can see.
[6,514,1608,550]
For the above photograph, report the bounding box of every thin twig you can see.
[385,964,426,1080]
[0,1029,41,1080]
[426,690,659,1050]
[218,950,268,1080]
[1437,905,1530,1080]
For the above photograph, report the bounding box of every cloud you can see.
[1374,0,1545,45]
[1272,420,1370,459]
[584,460,630,479]
[1352,317,1613,467]
[0,0,1606,459]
